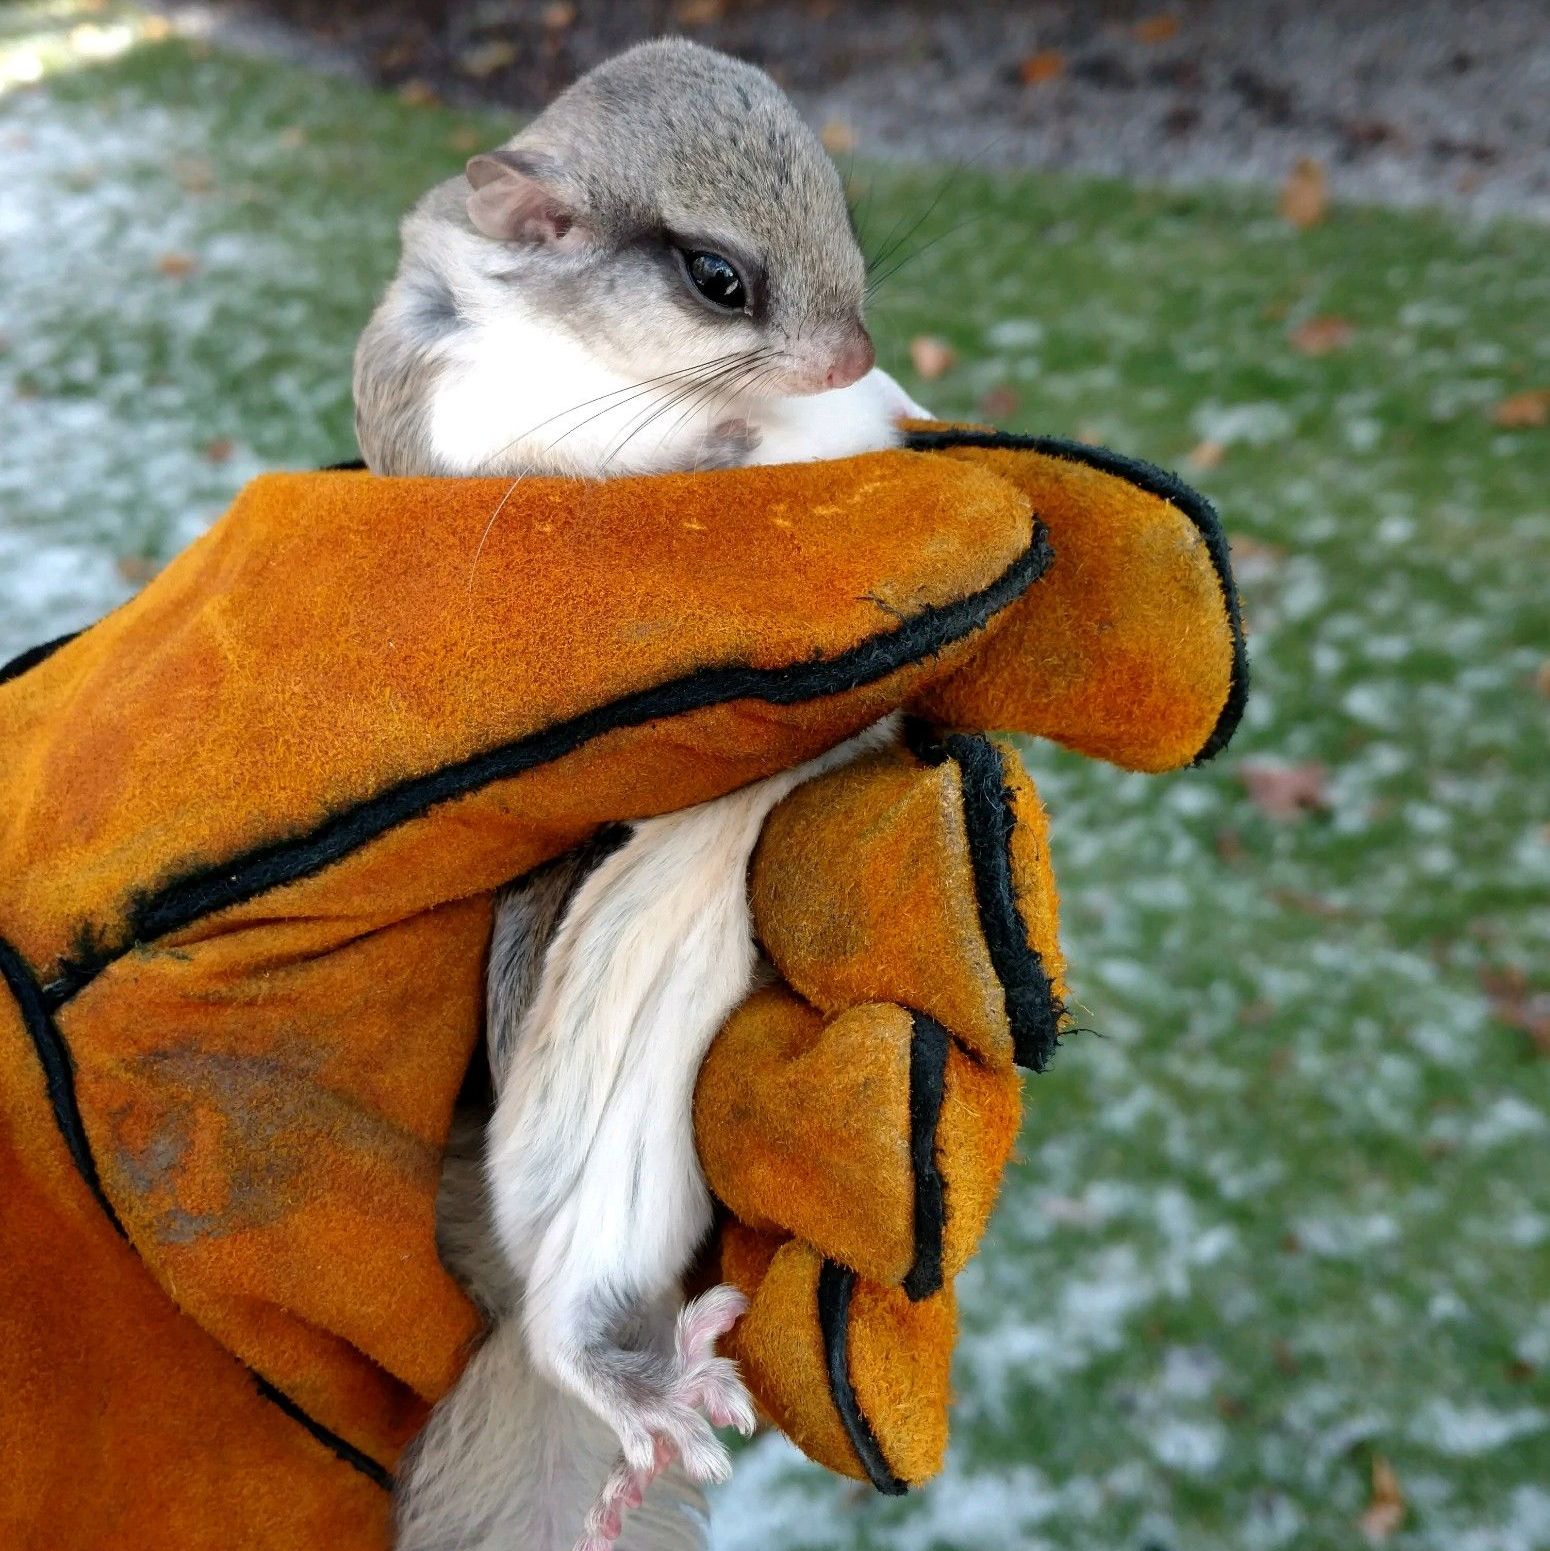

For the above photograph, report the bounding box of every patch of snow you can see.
[0,88,279,657]
[1191,401,1296,447]
[1469,1095,1549,1148]
[1149,1418,1227,1475]
[984,318,1045,350]
[1410,1400,1548,1458]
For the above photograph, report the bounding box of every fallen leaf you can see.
[1230,535,1287,564]
[459,40,517,78]
[173,156,214,194]
[909,335,955,380]
[1289,314,1355,355]
[1490,388,1550,428]
[541,1,576,27]
[1506,1358,1537,1383]
[155,252,196,279]
[1535,661,1550,697]
[979,384,1021,420]
[1241,760,1328,819]
[1227,534,1286,587]
[140,13,172,41]
[1074,421,1104,445]
[1187,438,1225,469]
[1270,888,1352,920]
[1271,1340,1299,1375]
[447,126,483,153]
[276,125,307,150]
[375,40,417,72]
[1213,826,1247,865]
[1346,116,1409,152]
[1214,1392,1247,1420]
[1480,963,1529,1002]
[116,555,160,585]
[1017,50,1065,86]
[397,80,439,109]
[673,0,726,23]
[1279,157,1327,228]
[1132,14,1180,44]
[1359,1455,1405,1545]
[203,437,234,464]
[820,119,857,155]
[1480,964,1550,1055]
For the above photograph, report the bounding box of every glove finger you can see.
[715,1224,955,1493]
[903,427,1248,773]
[752,731,1067,1073]
[695,987,1021,1294]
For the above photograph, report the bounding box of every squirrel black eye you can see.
[680,249,747,312]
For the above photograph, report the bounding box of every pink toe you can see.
[678,1287,749,1361]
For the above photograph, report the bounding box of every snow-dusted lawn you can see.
[3,6,1548,1548]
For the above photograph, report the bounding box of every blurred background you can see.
[2,2,1546,1547]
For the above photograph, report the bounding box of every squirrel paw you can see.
[571,1286,754,1551]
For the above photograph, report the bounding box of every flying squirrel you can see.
[355,40,921,1551]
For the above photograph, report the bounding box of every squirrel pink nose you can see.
[823,330,875,390]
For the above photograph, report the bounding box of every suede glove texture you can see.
[692,430,1246,1492]
[0,428,1243,1549]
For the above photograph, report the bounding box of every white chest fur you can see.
[428,301,919,477]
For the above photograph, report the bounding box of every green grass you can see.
[3,8,1548,1549]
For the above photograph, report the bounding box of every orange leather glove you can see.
[0,429,1242,1548]
[693,429,1246,1491]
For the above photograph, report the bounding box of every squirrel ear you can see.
[465,151,591,250]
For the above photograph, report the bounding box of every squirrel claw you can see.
[572,1286,752,1550]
